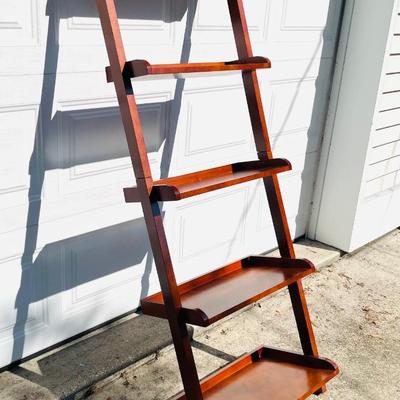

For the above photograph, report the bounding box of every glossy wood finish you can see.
[105,56,271,82]
[141,256,315,327]
[171,347,339,400]
[227,3,324,388]
[96,0,337,398]
[228,0,294,257]
[96,1,203,398]
[124,158,291,202]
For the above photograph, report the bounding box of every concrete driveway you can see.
[84,230,400,400]
[1,230,399,399]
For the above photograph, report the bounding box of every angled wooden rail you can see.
[95,0,339,398]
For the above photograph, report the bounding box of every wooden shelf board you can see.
[141,256,315,327]
[106,56,271,82]
[124,158,291,202]
[171,346,339,400]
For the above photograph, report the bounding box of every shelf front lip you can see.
[105,56,271,82]
[170,346,339,400]
[140,256,315,327]
[124,158,292,203]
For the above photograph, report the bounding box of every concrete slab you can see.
[0,231,394,400]
[0,315,176,400]
[79,230,400,400]
[0,238,339,400]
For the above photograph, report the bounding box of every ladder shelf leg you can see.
[227,0,322,367]
[95,1,203,398]
[141,195,203,400]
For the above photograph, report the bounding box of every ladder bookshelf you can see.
[96,0,339,398]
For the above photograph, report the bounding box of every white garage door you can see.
[0,0,343,367]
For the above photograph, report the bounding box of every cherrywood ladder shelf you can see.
[95,1,339,399]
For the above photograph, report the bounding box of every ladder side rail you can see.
[227,0,294,258]
[96,0,151,180]
[227,0,321,363]
[96,1,203,398]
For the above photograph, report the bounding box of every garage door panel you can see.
[247,156,318,255]
[0,259,48,337]
[0,0,341,75]
[265,58,328,82]
[267,0,341,43]
[170,76,256,174]
[0,0,186,75]
[282,0,332,30]
[190,0,269,44]
[166,186,248,282]
[269,79,321,136]
[255,152,318,230]
[0,218,161,367]
[272,129,321,159]
[0,256,49,367]
[0,0,47,75]
[55,98,167,195]
[57,0,176,47]
[55,0,189,74]
[51,219,158,335]
[58,219,153,316]
[0,200,145,266]
[263,57,333,136]
[0,0,40,46]
[0,105,42,209]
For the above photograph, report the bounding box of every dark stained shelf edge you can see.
[106,56,271,82]
[124,158,291,203]
[141,256,315,327]
[170,346,339,400]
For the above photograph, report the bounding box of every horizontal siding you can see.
[365,169,400,197]
[383,72,400,92]
[380,91,400,109]
[376,107,400,127]
[367,153,400,180]
[393,11,400,33]
[370,140,400,163]
[387,54,400,73]
[391,34,400,53]
[386,14,400,71]
[372,124,400,146]
[366,20,400,197]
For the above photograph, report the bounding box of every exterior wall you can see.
[310,0,400,252]
[0,0,342,367]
